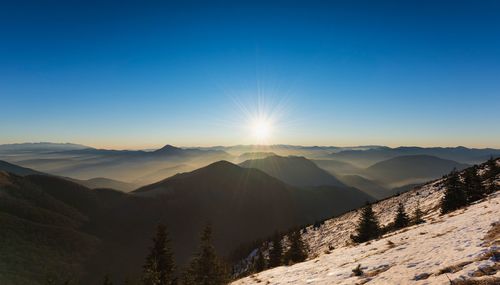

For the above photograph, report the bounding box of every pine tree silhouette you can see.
[485,157,499,180]
[183,225,229,285]
[268,234,283,268]
[351,203,380,243]
[254,248,267,272]
[142,224,175,285]
[393,202,409,230]
[284,230,307,264]
[412,201,425,225]
[464,166,485,203]
[441,169,467,214]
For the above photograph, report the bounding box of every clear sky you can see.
[1,0,499,149]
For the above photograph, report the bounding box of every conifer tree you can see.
[441,169,467,214]
[412,201,425,225]
[485,157,499,180]
[351,203,380,243]
[183,225,229,285]
[464,166,485,203]
[254,248,267,272]
[284,230,307,264]
[142,224,175,285]
[268,234,283,268]
[393,202,409,230]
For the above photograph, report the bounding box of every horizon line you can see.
[1,141,499,151]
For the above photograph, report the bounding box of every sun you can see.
[252,118,272,142]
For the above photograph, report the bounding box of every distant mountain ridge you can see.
[363,155,469,187]
[0,144,233,184]
[239,155,346,188]
[0,142,89,153]
[331,146,500,167]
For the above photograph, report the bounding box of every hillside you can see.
[239,155,345,188]
[0,160,373,284]
[0,160,44,176]
[312,159,361,176]
[232,158,500,285]
[337,175,389,199]
[68,177,138,192]
[364,155,469,187]
[0,172,102,284]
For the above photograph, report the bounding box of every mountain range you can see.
[0,159,372,284]
[239,155,346,188]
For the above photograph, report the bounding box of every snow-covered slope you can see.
[233,159,500,285]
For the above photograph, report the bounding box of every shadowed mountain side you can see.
[131,164,193,186]
[312,159,361,176]
[293,185,375,221]
[0,160,44,176]
[363,155,469,187]
[0,172,102,284]
[239,156,346,188]
[0,160,374,284]
[337,175,389,200]
[67,177,139,192]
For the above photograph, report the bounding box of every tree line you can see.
[350,157,499,244]
[97,224,230,285]
[52,158,499,284]
[441,157,498,214]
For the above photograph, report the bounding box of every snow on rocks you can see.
[233,192,499,284]
[233,160,500,284]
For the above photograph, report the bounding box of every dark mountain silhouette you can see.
[0,160,44,176]
[0,160,372,284]
[239,155,346,187]
[94,161,371,281]
[337,175,389,199]
[0,171,104,284]
[153,144,184,155]
[68,177,138,192]
[312,159,361,175]
[132,164,192,186]
[390,183,421,195]
[363,155,469,187]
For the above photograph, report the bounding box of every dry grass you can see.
[432,227,457,238]
[365,264,391,277]
[386,240,396,248]
[436,261,473,275]
[482,221,500,246]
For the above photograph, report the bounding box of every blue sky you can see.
[0,0,499,149]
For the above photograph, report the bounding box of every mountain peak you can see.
[154,144,183,153]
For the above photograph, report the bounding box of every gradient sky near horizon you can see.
[1,0,499,149]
